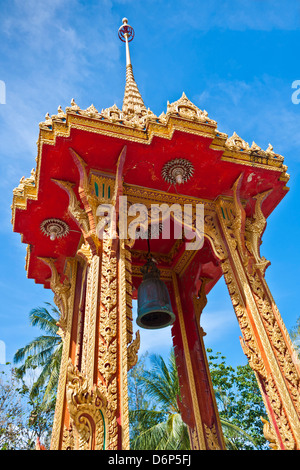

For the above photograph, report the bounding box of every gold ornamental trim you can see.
[50,258,78,449]
[11,96,289,232]
[216,184,300,450]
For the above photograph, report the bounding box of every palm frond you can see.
[28,306,59,334]
[131,410,189,450]
[13,303,63,402]
[220,418,258,448]
[14,335,61,365]
[140,352,179,413]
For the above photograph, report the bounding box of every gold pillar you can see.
[215,175,300,450]
[47,148,139,450]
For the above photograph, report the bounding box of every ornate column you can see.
[216,174,300,450]
[171,259,226,450]
[47,147,139,450]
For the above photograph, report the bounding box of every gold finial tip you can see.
[118,17,134,42]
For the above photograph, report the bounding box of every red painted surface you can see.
[13,126,288,287]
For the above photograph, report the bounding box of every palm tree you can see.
[129,349,258,450]
[130,350,190,450]
[13,303,62,404]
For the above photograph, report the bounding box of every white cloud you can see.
[201,308,238,342]
[0,0,125,229]
[137,327,173,356]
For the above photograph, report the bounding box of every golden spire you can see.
[118,18,147,118]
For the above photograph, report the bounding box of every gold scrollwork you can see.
[66,359,107,450]
[97,238,119,450]
[217,179,300,450]
[204,423,221,450]
[127,331,140,371]
[38,257,70,334]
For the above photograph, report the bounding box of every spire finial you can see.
[118,18,135,67]
[118,18,146,118]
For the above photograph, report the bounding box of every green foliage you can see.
[0,302,63,449]
[128,352,165,443]
[13,303,62,404]
[128,347,268,450]
[0,367,55,449]
[10,303,296,450]
[290,317,300,360]
[128,349,190,450]
[207,349,268,450]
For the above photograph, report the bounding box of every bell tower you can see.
[11,18,300,450]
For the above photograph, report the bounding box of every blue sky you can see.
[0,0,300,369]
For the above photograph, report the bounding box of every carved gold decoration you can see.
[225,131,250,152]
[48,150,135,450]
[11,35,294,452]
[216,177,300,450]
[97,238,119,450]
[203,212,227,261]
[261,417,278,450]
[244,190,272,274]
[70,148,100,230]
[52,179,90,234]
[38,257,70,334]
[39,112,53,130]
[225,132,284,164]
[81,254,100,387]
[249,270,300,415]
[66,359,107,450]
[166,92,216,125]
[90,173,115,205]
[193,277,210,338]
[131,238,183,267]
[119,239,135,449]
[127,331,140,371]
[124,244,134,345]
[77,241,93,265]
[204,423,221,450]
[122,64,147,121]
[61,424,75,450]
[12,168,36,197]
[101,103,123,123]
[50,258,77,449]
[13,146,296,452]
[51,105,66,122]
[11,93,289,236]
[221,257,267,380]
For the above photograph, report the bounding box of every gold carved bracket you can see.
[52,178,90,235]
[52,177,102,256]
[193,277,211,338]
[38,257,70,334]
[127,330,140,371]
[245,190,272,275]
[226,173,272,276]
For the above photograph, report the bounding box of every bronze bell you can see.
[137,258,176,329]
